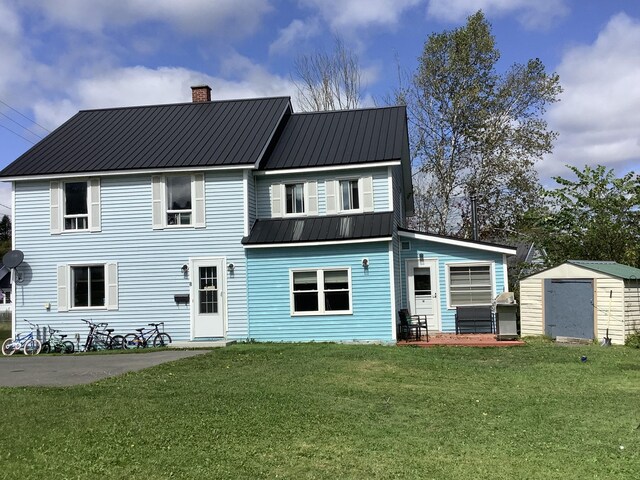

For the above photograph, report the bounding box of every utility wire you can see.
[0,111,44,140]
[0,98,50,133]
[0,123,36,144]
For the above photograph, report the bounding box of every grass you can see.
[1,341,639,479]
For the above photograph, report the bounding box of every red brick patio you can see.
[398,333,525,348]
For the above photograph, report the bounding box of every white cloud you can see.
[32,58,298,129]
[18,0,272,37]
[541,13,640,179]
[269,18,322,55]
[427,0,569,29]
[299,0,423,30]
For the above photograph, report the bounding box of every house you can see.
[0,264,11,314]
[0,85,516,343]
[520,260,640,344]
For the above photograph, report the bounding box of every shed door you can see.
[544,279,594,340]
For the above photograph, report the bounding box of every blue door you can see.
[544,279,594,340]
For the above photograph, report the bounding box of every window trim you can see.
[165,174,195,228]
[338,178,363,213]
[445,261,495,309]
[284,182,306,216]
[63,181,89,231]
[289,267,353,316]
[70,264,106,309]
[152,174,205,230]
[51,178,100,235]
[58,262,118,312]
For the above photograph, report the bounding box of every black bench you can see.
[455,306,494,334]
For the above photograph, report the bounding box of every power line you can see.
[0,111,44,140]
[0,122,36,144]
[0,98,51,133]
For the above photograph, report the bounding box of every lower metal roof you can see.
[242,212,394,246]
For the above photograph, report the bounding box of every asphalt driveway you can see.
[0,350,210,387]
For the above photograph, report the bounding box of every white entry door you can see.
[407,260,440,332]
[191,258,225,338]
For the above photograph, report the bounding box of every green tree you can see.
[0,215,10,258]
[523,165,640,268]
[397,11,561,240]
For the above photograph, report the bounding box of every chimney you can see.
[191,85,212,103]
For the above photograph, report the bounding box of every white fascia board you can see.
[4,164,255,182]
[255,161,401,176]
[243,237,392,249]
[398,230,517,255]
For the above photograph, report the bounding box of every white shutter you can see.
[106,263,118,310]
[306,181,318,215]
[193,173,205,228]
[271,184,282,218]
[362,176,374,212]
[326,180,337,214]
[50,181,61,234]
[57,265,68,312]
[152,175,163,229]
[89,178,101,232]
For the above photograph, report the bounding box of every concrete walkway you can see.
[0,350,210,387]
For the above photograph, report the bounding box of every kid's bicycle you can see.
[123,322,171,349]
[1,319,42,356]
[41,325,75,354]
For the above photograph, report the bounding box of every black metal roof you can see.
[242,212,394,245]
[260,106,407,170]
[0,97,291,177]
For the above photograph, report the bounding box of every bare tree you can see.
[293,37,361,111]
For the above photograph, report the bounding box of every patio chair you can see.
[398,309,429,342]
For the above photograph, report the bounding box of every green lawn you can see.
[1,342,639,479]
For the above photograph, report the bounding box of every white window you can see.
[447,263,493,307]
[152,174,205,229]
[285,183,305,214]
[270,182,318,218]
[50,179,101,234]
[57,263,118,312]
[291,268,351,315]
[339,179,360,211]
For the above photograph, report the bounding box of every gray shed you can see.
[520,260,640,344]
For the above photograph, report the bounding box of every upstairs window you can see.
[166,175,192,226]
[339,179,360,211]
[64,182,88,230]
[285,183,305,214]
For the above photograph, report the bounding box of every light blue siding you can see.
[255,167,390,218]
[399,238,507,332]
[247,242,393,341]
[13,171,248,341]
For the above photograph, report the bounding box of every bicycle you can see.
[123,322,171,349]
[41,325,75,354]
[81,319,125,351]
[1,319,42,356]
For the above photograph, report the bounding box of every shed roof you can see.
[242,212,394,246]
[567,260,640,280]
[260,106,407,170]
[0,97,291,177]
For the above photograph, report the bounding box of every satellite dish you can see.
[3,250,24,269]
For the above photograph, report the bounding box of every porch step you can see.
[169,340,235,349]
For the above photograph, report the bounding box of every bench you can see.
[455,306,494,334]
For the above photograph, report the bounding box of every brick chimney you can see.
[191,85,212,103]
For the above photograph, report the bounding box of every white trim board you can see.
[398,230,516,255]
[254,161,401,176]
[243,237,393,249]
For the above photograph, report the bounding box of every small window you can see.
[291,269,351,315]
[71,265,105,308]
[166,175,192,226]
[64,182,88,230]
[285,183,305,214]
[339,179,360,211]
[448,264,493,306]
[401,241,411,250]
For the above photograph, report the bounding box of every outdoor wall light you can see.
[361,258,369,268]
[181,264,189,275]
[227,263,235,272]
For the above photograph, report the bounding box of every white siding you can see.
[624,281,640,338]
[13,171,248,342]
[594,279,625,345]
[519,278,543,337]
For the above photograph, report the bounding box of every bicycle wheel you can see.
[2,338,17,356]
[109,335,125,350]
[40,341,51,354]
[61,341,75,354]
[123,333,141,349]
[153,333,172,348]
[23,338,42,355]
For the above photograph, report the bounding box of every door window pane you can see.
[414,268,431,294]
[199,266,218,314]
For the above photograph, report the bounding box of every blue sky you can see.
[1,0,640,217]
